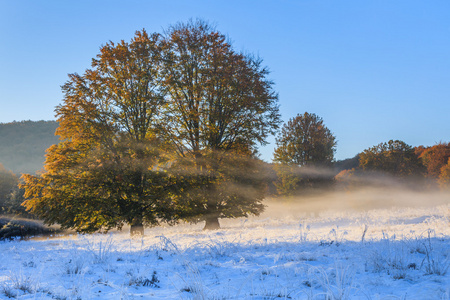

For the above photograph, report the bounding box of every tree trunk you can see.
[203,216,220,230]
[130,221,144,236]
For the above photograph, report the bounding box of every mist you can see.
[262,188,449,219]
[261,164,450,219]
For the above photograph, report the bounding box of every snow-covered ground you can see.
[1,190,449,299]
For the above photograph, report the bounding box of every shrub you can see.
[0,217,59,240]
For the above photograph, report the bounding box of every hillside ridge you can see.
[0,120,59,174]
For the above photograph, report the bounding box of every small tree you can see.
[274,112,336,167]
[359,140,425,177]
[273,112,336,196]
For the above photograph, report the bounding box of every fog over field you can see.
[267,189,450,217]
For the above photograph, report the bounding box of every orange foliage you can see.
[418,142,450,178]
[438,159,450,189]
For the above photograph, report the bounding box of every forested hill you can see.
[0,121,59,174]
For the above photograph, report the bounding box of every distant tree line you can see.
[270,113,450,196]
[335,141,450,190]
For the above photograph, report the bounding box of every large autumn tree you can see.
[22,21,280,232]
[272,112,336,196]
[161,20,280,229]
[22,31,174,234]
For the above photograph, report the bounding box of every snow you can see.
[0,198,449,299]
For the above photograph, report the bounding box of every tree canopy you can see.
[438,160,450,188]
[273,112,336,167]
[272,112,336,196]
[417,142,450,179]
[359,140,425,177]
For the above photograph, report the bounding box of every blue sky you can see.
[1,1,449,161]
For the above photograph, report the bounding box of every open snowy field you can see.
[0,190,449,299]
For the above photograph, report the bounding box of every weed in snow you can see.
[5,268,38,296]
[308,263,356,300]
[422,229,450,276]
[84,234,116,264]
[0,284,16,298]
[299,222,311,242]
